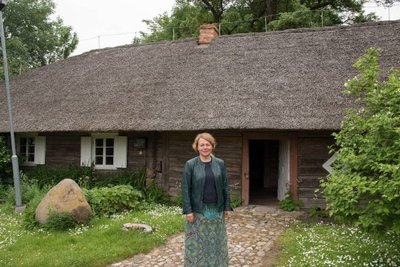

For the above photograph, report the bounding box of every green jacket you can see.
[182,155,232,214]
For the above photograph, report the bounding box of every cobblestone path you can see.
[109,205,303,267]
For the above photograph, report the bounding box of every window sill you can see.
[94,165,118,170]
[20,162,37,167]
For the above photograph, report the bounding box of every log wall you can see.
[162,132,242,199]
[297,131,335,208]
[46,134,81,166]
[17,130,337,209]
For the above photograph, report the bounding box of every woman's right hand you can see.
[186,213,195,223]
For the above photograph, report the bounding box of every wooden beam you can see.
[241,134,250,205]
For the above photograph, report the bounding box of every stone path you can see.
[109,205,303,267]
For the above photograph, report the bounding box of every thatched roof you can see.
[0,20,399,133]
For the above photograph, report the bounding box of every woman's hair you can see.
[192,132,216,152]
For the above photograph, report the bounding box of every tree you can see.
[141,0,211,43]
[321,48,400,233]
[1,0,78,76]
[139,0,380,42]
[189,0,230,23]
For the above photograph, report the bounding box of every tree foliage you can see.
[189,0,229,23]
[321,48,400,233]
[141,0,211,43]
[0,137,11,185]
[1,0,78,76]
[139,0,384,42]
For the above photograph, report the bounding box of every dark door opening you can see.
[249,140,279,205]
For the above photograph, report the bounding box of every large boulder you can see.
[35,178,92,224]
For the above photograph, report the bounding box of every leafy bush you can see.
[0,183,9,204]
[5,173,50,206]
[268,6,340,31]
[145,183,171,205]
[170,194,183,207]
[22,186,49,229]
[85,185,144,216]
[0,136,12,186]
[231,196,242,208]
[321,48,400,233]
[25,164,94,189]
[93,168,146,189]
[42,211,78,231]
[279,192,303,211]
[308,206,330,219]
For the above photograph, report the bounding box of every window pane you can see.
[28,154,34,162]
[96,139,103,147]
[106,147,113,156]
[95,147,103,156]
[28,146,35,154]
[95,157,103,165]
[28,138,35,145]
[20,138,27,158]
[106,138,114,147]
[20,138,27,145]
[106,156,113,165]
[20,145,26,155]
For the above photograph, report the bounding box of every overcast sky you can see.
[52,0,400,56]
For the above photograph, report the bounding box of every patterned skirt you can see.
[184,203,228,267]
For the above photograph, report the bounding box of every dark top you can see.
[203,161,217,203]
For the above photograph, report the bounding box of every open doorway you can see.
[248,140,290,205]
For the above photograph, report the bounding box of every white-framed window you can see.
[80,134,127,169]
[19,137,35,163]
[16,135,46,166]
[94,137,114,167]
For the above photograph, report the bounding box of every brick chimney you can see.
[198,24,218,45]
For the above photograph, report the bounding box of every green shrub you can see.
[279,192,303,211]
[321,48,400,233]
[22,188,48,229]
[93,168,146,189]
[0,136,12,186]
[85,185,144,216]
[42,210,78,231]
[5,173,50,206]
[145,183,171,205]
[308,206,330,218]
[231,196,242,208]
[0,183,9,204]
[170,193,183,207]
[25,164,94,189]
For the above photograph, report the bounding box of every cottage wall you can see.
[46,134,81,166]
[159,132,243,199]
[34,132,153,172]
[297,131,335,208]
[123,132,155,172]
[10,130,334,208]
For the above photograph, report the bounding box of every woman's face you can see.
[197,138,213,158]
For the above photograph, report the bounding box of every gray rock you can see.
[123,223,153,233]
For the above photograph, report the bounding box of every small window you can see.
[81,135,126,169]
[94,138,114,166]
[19,137,35,163]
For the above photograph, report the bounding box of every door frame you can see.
[241,132,298,205]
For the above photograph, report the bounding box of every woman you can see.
[182,132,232,267]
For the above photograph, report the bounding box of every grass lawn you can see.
[0,204,184,267]
[274,220,400,267]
